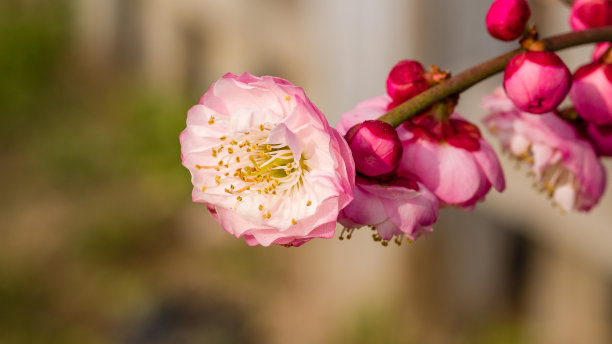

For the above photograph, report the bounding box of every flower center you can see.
[196,122,310,221]
[517,146,577,210]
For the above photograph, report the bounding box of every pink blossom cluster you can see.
[179,0,611,247]
[480,0,610,212]
[336,60,505,245]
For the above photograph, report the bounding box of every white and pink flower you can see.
[180,73,355,246]
[482,88,607,212]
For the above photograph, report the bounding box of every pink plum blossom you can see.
[337,100,438,242]
[398,113,506,210]
[586,123,612,156]
[338,176,438,243]
[504,51,572,114]
[344,120,403,177]
[180,73,355,246]
[338,95,505,210]
[482,88,607,212]
[486,0,531,41]
[570,0,612,31]
[570,61,612,125]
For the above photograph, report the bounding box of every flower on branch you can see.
[482,88,607,212]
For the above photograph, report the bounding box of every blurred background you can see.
[1,0,611,343]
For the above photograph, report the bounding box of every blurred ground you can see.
[1,1,611,344]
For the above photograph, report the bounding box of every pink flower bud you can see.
[570,0,612,31]
[345,120,403,177]
[386,60,429,106]
[486,0,531,41]
[504,51,572,114]
[593,42,610,61]
[587,123,612,156]
[570,62,612,125]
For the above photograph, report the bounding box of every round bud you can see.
[345,120,403,177]
[486,0,531,41]
[570,62,612,125]
[570,0,612,31]
[504,51,572,114]
[386,60,429,106]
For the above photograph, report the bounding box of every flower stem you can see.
[378,26,612,127]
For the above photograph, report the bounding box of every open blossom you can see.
[180,73,354,246]
[338,176,438,243]
[570,0,612,31]
[337,98,437,242]
[398,113,506,210]
[570,61,612,125]
[482,88,606,212]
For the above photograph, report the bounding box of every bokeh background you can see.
[1,0,611,343]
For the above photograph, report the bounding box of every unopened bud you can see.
[345,120,403,177]
[486,0,531,41]
[504,51,572,114]
[386,60,429,107]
